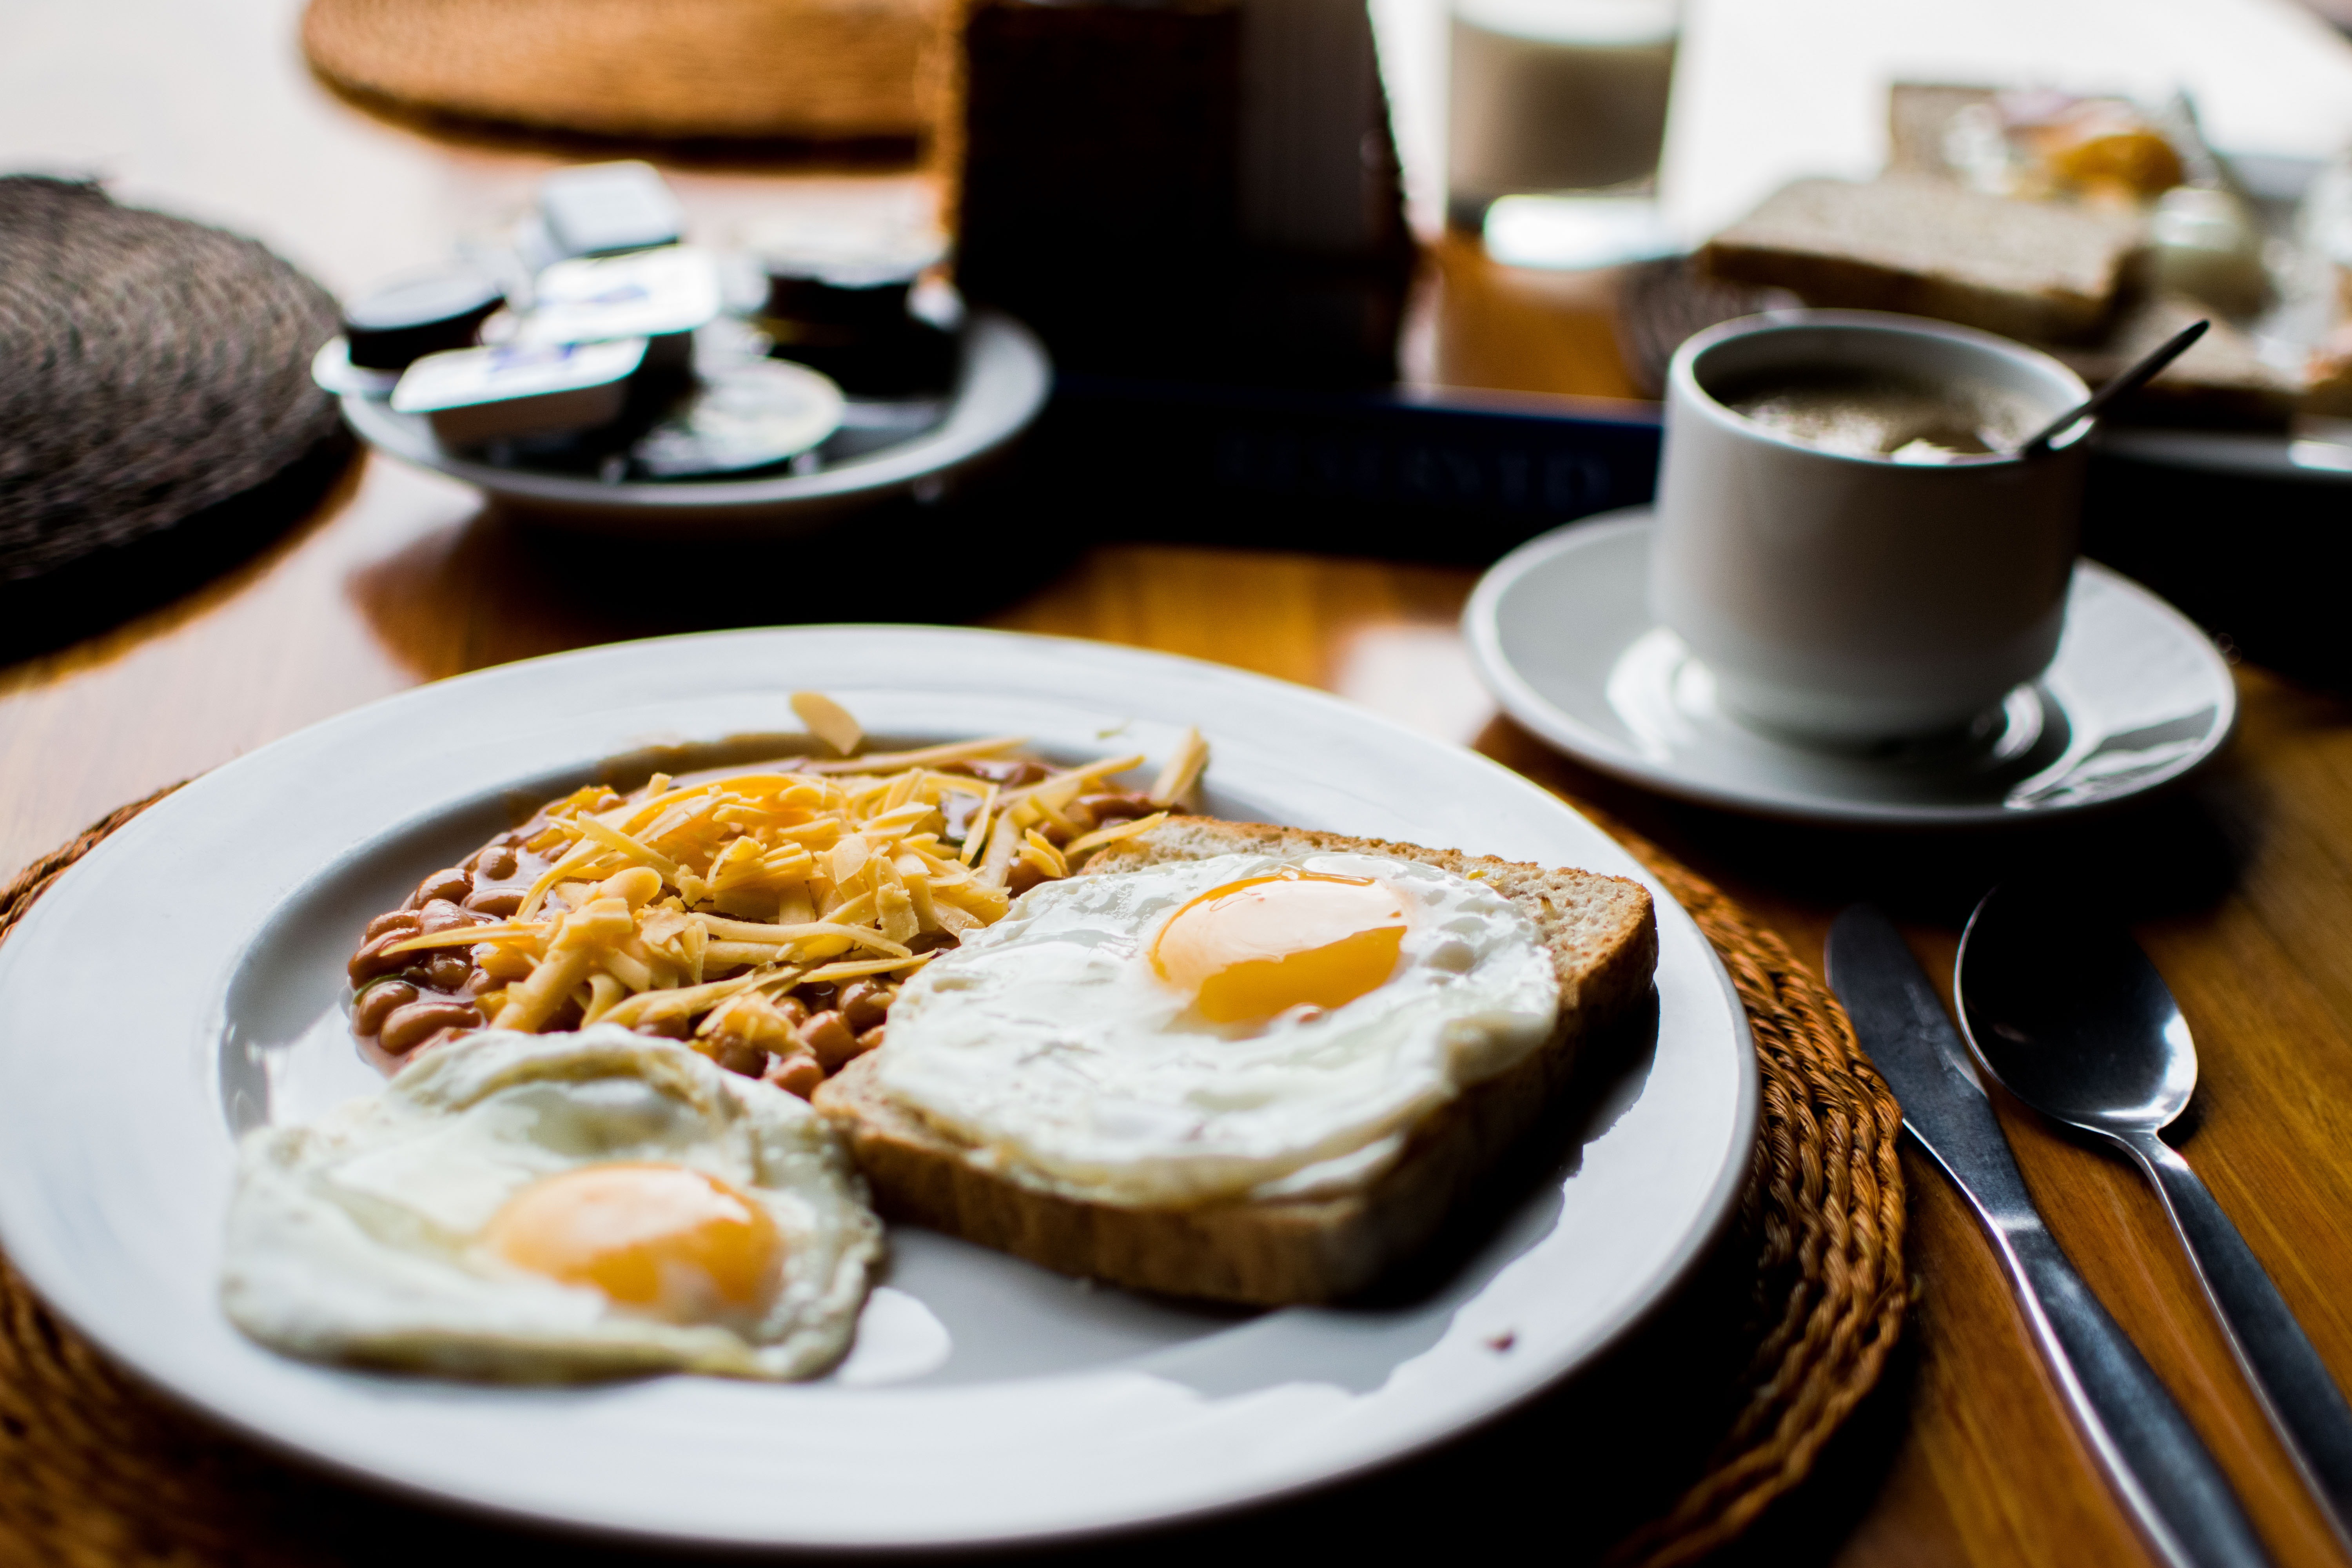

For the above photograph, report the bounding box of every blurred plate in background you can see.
[341,311,1049,536]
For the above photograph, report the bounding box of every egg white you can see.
[873,852,1562,1207]
[222,1026,882,1381]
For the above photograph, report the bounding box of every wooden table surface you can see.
[9,5,2352,1565]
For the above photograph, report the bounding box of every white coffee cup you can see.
[1650,310,2091,744]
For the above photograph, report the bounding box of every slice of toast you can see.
[1702,176,2141,344]
[2050,291,2300,430]
[813,819,1657,1305]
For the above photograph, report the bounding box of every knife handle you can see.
[2124,1130,2352,1547]
[1999,1220,2274,1568]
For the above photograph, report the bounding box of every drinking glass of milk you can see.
[1448,0,1681,268]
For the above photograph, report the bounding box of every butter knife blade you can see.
[1826,904,2270,1568]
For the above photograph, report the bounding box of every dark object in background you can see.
[343,265,504,370]
[0,176,349,654]
[956,0,1240,376]
[1023,376,1662,563]
[955,0,1414,386]
[2081,452,2349,688]
[757,252,954,396]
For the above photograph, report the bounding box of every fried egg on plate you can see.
[223,1027,881,1380]
[872,851,1562,1207]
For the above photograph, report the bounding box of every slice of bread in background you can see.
[814,819,1657,1305]
[1702,176,2140,344]
[2053,292,2300,429]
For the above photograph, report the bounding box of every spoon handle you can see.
[2126,1131,2352,1546]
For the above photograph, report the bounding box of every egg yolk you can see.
[482,1163,782,1324]
[1151,871,1407,1024]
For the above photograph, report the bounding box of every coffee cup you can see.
[1650,310,2091,744]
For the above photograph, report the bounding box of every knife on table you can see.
[1826,904,2273,1568]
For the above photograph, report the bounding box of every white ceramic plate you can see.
[0,626,1754,1551]
[1465,512,2237,827]
[339,312,1050,536]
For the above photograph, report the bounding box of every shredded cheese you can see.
[1150,728,1208,807]
[790,691,865,756]
[380,714,1208,1065]
[1065,809,1169,856]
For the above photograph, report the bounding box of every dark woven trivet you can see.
[0,177,344,590]
[0,785,1905,1566]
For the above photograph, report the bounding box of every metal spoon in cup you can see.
[2016,318,2210,458]
[1956,883,2352,1546]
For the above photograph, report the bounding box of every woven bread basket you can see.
[303,0,949,141]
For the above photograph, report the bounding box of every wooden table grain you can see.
[7,5,2352,1565]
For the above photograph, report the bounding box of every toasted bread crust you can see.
[814,819,1657,1304]
[1701,176,2139,344]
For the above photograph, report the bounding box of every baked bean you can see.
[425,952,473,991]
[797,983,837,1014]
[417,898,473,935]
[762,1051,824,1099]
[641,1013,692,1040]
[471,845,519,880]
[1075,790,1156,828]
[380,999,483,1055]
[799,1009,859,1071]
[772,994,810,1029]
[716,1040,769,1078]
[463,888,524,917]
[364,909,422,942]
[348,929,421,984]
[354,979,417,1036]
[416,868,472,906]
[839,980,893,1033]
[1007,861,1049,897]
[851,1025,885,1057]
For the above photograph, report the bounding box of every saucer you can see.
[338,310,1049,537]
[1463,510,2237,826]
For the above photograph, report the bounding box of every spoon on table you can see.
[2017,318,2210,458]
[1956,883,2352,1548]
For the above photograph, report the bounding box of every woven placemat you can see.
[0,178,343,589]
[302,0,944,143]
[0,785,1906,1566]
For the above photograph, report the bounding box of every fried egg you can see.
[871,851,1561,1207]
[223,1026,881,1380]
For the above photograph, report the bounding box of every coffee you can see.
[1659,314,2089,741]
[1714,367,2040,463]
